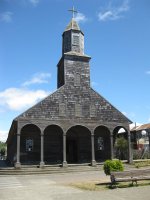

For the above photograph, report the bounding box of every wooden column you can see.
[128,132,133,163]
[40,131,45,168]
[91,133,96,166]
[148,130,150,151]
[15,131,21,169]
[110,133,114,159]
[62,133,67,167]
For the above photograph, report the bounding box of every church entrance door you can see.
[66,125,91,164]
[44,125,63,164]
[67,139,78,163]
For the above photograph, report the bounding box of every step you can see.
[0,165,102,175]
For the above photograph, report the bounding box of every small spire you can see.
[68,6,78,19]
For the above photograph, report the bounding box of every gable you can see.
[16,85,132,124]
[90,88,132,124]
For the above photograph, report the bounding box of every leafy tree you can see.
[114,137,128,160]
[0,141,6,157]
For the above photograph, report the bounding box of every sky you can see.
[0,0,150,142]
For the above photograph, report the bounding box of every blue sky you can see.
[0,0,150,141]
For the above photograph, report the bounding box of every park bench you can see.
[110,168,150,187]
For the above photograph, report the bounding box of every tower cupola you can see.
[62,8,84,55]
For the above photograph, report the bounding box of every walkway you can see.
[0,170,150,200]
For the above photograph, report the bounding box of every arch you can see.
[44,124,63,164]
[66,125,91,164]
[20,124,41,164]
[113,126,128,160]
[94,125,111,162]
[21,123,41,133]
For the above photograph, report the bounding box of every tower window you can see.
[73,34,79,46]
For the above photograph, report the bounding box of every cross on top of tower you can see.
[68,6,78,18]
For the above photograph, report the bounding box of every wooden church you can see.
[6,10,132,168]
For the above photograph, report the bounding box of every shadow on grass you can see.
[70,181,150,191]
[102,181,150,189]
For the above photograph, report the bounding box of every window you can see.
[26,139,33,152]
[73,34,79,46]
[97,137,104,150]
[75,103,82,117]
[59,103,66,116]
[90,105,96,117]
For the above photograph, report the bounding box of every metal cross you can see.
[68,6,78,18]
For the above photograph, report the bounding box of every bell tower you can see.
[57,7,91,88]
[62,6,84,54]
[62,18,84,54]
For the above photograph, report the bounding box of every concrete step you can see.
[0,165,102,175]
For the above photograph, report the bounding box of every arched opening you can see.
[66,125,91,164]
[20,124,41,164]
[113,126,128,160]
[94,126,111,162]
[44,125,63,164]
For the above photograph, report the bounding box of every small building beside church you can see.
[6,14,132,168]
[131,123,150,151]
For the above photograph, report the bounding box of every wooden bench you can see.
[110,168,150,187]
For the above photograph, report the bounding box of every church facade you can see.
[7,17,132,168]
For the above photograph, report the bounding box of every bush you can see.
[133,149,150,160]
[103,159,124,175]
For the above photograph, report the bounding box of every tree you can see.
[114,137,128,160]
[0,141,6,158]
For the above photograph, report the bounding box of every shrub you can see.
[133,149,150,160]
[103,159,124,175]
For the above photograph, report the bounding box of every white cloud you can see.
[29,0,40,6]
[146,71,150,75]
[148,117,150,122]
[0,130,8,142]
[22,73,51,86]
[0,11,13,23]
[130,122,142,130]
[98,0,130,21]
[74,12,87,23]
[0,88,49,111]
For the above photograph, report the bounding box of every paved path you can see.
[0,171,150,200]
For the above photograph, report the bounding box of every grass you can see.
[113,181,150,189]
[70,180,150,191]
[70,181,108,191]
[134,160,150,168]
